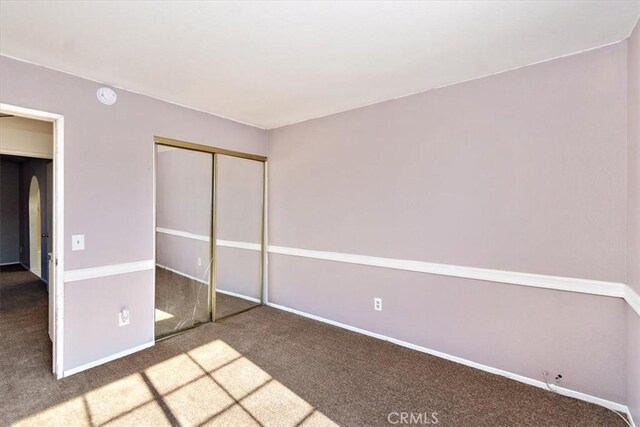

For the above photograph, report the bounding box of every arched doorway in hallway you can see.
[29,175,41,278]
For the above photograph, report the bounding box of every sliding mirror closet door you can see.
[155,145,213,338]
[214,154,264,319]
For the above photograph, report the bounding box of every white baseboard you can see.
[0,261,20,266]
[266,301,631,418]
[217,288,261,304]
[63,341,154,377]
[156,264,261,303]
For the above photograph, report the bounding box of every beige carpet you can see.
[0,265,629,426]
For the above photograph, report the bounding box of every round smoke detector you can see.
[97,87,117,105]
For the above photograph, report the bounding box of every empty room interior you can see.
[1,1,639,426]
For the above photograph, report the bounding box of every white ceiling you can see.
[1,1,638,129]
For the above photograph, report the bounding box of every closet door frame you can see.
[153,136,267,340]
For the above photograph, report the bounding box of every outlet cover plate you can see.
[119,309,130,327]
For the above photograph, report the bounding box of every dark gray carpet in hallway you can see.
[0,264,628,426]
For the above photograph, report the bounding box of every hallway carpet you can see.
[0,264,628,426]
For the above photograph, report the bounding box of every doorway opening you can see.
[0,104,64,378]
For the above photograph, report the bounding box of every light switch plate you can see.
[119,308,130,327]
[72,234,85,251]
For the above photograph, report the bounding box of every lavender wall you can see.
[64,270,154,369]
[0,159,20,264]
[0,55,267,371]
[269,255,627,401]
[268,42,629,402]
[269,42,627,282]
[626,19,640,425]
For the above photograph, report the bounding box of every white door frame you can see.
[0,103,64,378]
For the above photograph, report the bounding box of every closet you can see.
[154,137,265,339]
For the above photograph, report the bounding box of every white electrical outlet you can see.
[197,258,202,266]
[119,308,130,326]
[374,297,382,311]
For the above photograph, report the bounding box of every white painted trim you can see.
[0,147,53,159]
[1,103,65,379]
[267,246,626,298]
[152,232,640,316]
[625,285,640,317]
[152,142,157,343]
[263,161,269,305]
[53,115,64,379]
[156,263,260,303]
[64,260,154,283]
[156,263,208,285]
[217,288,261,304]
[156,227,209,242]
[266,302,630,416]
[155,227,263,251]
[218,239,262,251]
[63,341,154,377]
[0,103,63,121]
